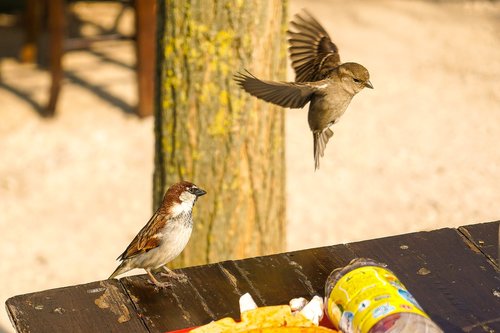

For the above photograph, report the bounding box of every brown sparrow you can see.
[235,10,373,170]
[109,181,206,288]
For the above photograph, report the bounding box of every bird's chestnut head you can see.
[162,181,206,216]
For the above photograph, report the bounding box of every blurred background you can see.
[1,0,499,331]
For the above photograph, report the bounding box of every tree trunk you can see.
[154,0,288,267]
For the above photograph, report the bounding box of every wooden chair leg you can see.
[134,0,156,117]
[20,0,42,63]
[46,0,65,117]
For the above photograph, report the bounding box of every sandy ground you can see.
[1,0,499,331]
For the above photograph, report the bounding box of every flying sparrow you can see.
[235,10,373,170]
[109,181,206,288]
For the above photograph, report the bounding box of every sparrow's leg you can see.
[160,266,188,283]
[145,269,172,288]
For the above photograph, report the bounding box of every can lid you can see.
[324,258,388,298]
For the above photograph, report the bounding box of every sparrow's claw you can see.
[145,268,173,289]
[161,267,188,283]
[147,279,173,289]
[160,272,188,283]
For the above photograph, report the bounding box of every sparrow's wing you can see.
[117,211,167,260]
[234,71,317,108]
[313,127,334,170]
[288,10,341,82]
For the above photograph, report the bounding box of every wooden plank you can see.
[346,228,500,333]
[459,220,499,267]
[121,263,242,333]
[283,243,358,295]
[7,226,499,332]
[222,244,355,306]
[121,244,353,332]
[5,279,148,333]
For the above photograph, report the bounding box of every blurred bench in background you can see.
[17,0,156,117]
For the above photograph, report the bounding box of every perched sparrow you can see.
[109,181,206,288]
[235,10,373,170]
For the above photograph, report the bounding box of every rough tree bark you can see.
[154,0,288,267]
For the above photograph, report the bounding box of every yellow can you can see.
[324,258,437,333]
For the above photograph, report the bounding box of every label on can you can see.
[326,266,429,333]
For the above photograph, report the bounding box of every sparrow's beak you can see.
[193,188,207,197]
[365,80,374,89]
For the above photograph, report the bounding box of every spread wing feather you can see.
[234,71,317,109]
[288,10,341,82]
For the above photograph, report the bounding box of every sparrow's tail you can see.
[313,128,334,170]
[109,260,132,280]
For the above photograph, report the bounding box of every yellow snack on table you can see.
[191,305,338,333]
[244,328,338,333]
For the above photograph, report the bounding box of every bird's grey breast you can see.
[308,87,352,131]
[166,210,193,231]
[156,211,193,263]
[155,210,193,249]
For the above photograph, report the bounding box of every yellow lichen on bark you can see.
[154,0,288,266]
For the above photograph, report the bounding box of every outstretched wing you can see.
[288,10,341,82]
[234,70,318,109]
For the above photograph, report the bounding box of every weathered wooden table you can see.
[6,221,499,333]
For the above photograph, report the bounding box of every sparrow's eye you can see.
[353,78,361,83]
